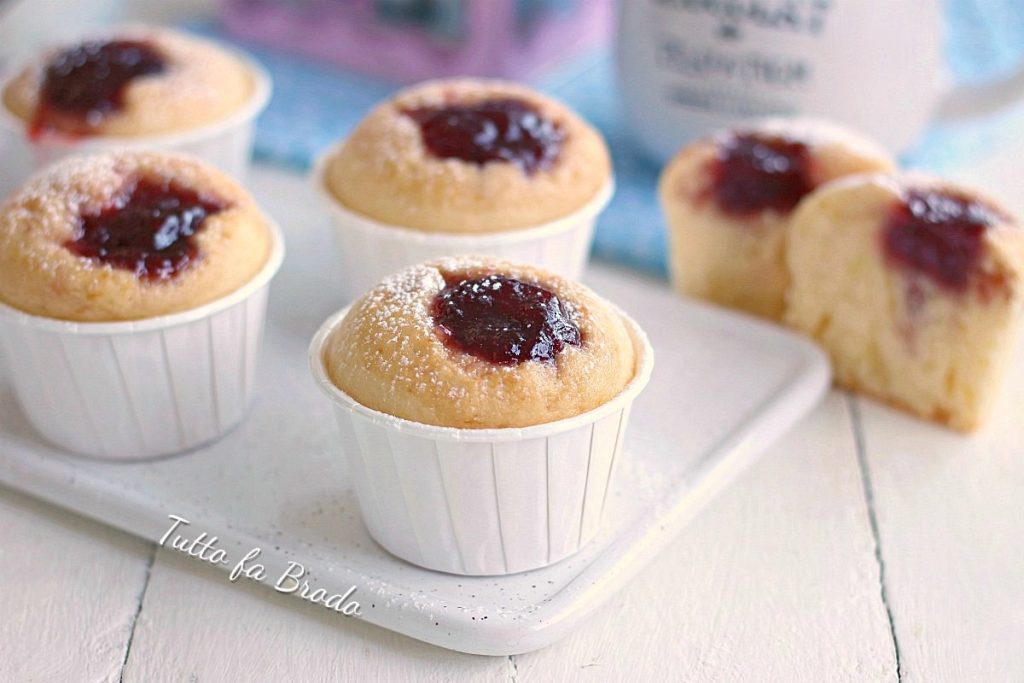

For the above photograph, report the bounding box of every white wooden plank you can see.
[0,486,152,683]
[853,122,1024,682]
[515,393,897,682]
[75,393,895,682]
[0,164,897,680]
[853,342,1024,682]
[120,550,510,682]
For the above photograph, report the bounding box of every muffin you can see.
[785,174,1024,431]
[0,151,283,459]
[324,78,610,233]
[0,26,270,199]
[659,119,894,319]
[311,256,653,574]
[315,78,614,298]
[0,151,273,322]
[323,256,635,428]
[3,26,255,138]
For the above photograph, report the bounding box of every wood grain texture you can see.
[120,550,510,682]
[514,393,898,682]
[72,393,898,683]
[0,486,152,683]
[853,343,1024,682]
[6,140,1024,678]
[0,161,897,681]
[847,108,1024,683]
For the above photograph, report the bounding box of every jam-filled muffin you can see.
[3,26,255,138]
[0,151,273,322]
[322,256,636,428]
[659,119,894,319]
[322,79,611,233]
[785,174,1024,431]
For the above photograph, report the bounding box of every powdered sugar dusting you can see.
[722,116,893,162]
[4,24,255,137]
[2,151,227,229]
[324,256,633,429]
[323,78,611,235]
[0,150,271,321]
[357,260,452,393]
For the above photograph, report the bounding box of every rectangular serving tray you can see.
[0,168,830,655]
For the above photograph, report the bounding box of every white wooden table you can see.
[3,138,1024,682]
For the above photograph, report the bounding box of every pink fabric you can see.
[220,0,611,82]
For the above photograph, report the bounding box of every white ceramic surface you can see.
[313,147,612,301]
[310,304,654,575]
[0,263,829,655]
[0,221,284,460]
[0,44,271,199]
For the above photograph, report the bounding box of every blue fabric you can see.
[944,0,1024,83]
[188,4,1024,276]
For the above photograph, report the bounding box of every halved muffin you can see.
[785,174,1024,431]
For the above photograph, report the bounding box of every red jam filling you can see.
[430,274,581,365]
[65,177,227,280]
[883,189,997,293]
[708,132,814,216]
[403,98,563,175]
[32,40,165,136]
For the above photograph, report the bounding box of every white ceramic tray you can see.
[0,171,830,656]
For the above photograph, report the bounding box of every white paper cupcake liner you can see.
[0,221,285,461]
[0,46,271,199]
[312,146,614,301]
[310,304,654,575]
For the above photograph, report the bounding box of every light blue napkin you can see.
[190,3,1024,275]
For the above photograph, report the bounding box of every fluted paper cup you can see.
[310,304,654,575]
[312,147,614,302]
[0,221,284,460]
[0,48,271,199]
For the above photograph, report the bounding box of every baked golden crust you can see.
[0,151,273,322]
[323,78,611,234]
[2,26,255,137]
[784,173,1024,431]
[323,256,637,428]
[659,118,895,320]
[841,381,975,432]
